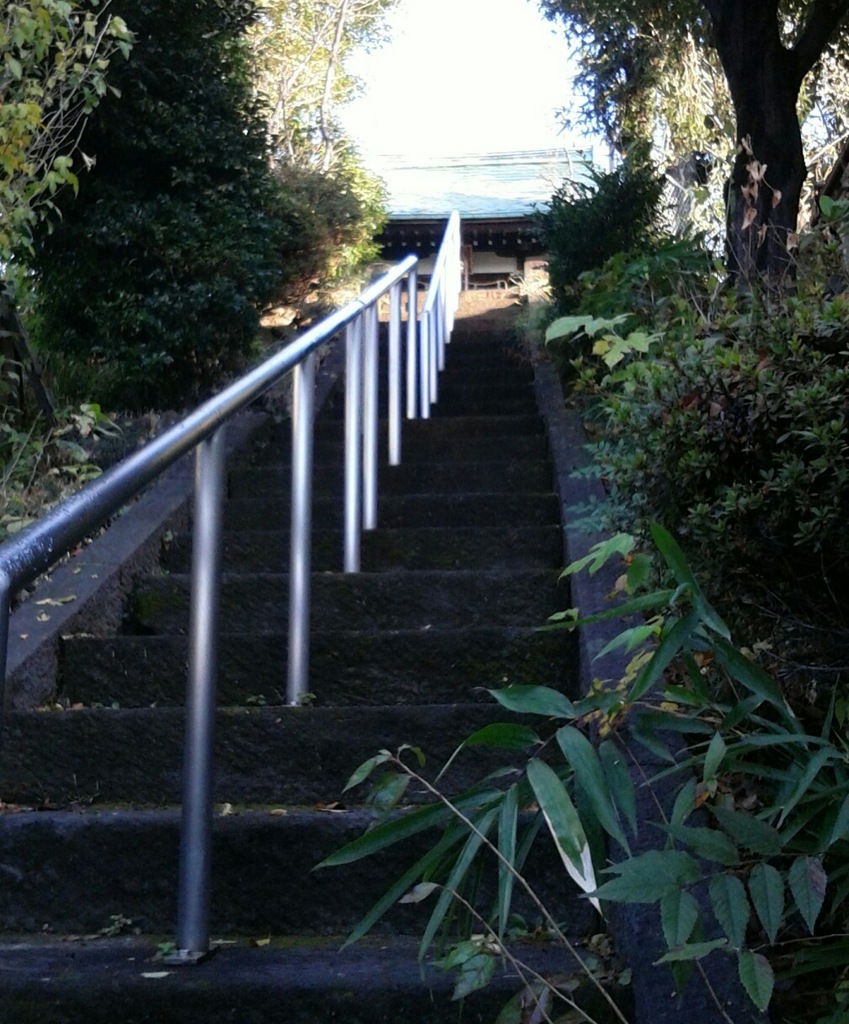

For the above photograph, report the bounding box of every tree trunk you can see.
[705,0,849,285]
[707,1,804,284]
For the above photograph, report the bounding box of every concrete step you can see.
[0,808,593,936]
[222,492,559,530]
[323,394,538,418]
[240,431,548,467]
[162,525,562,573]
[62,627,575,707]
[0,937,627,1024]
[228,460,553,497]
[0,703,545,806]
[129,569,565,634]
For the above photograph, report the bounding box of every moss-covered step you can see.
[161,524,562,574]
[0,703,548,806]
[62,626,575,707]
[129,568,566,635]
[0,808,594,936]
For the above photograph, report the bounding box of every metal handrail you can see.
[0,212,462,961]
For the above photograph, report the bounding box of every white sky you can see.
[341,0,599,166]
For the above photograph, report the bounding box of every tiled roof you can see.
[378,148,594,220]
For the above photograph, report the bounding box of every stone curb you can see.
[530,344,767,1024]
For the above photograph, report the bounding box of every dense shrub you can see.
[549,230,849,610]
[542,146,665,312]
[27,0,287,409]
[274,155,386,306]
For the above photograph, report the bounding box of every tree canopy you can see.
[540,0,849,280]
[0,0,132,262]
[250,0,398,171]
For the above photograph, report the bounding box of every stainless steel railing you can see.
[0,211,462,960]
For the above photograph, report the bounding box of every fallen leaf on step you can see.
[141,972,171,979]
[35,595,76,606]
[269,808,287,816]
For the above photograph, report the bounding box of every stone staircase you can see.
[0,297,620,1022]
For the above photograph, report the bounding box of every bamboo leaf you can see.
[703,732,727,783]
[777,747,835,827]
[738,950,774,1011]
[670,778,697,827]
[526,758,599,910]
[713,639,799,728]
[828,793,849,848]
[649,522,730,638]
[557,725,629,852]
[748,863,784,944]
[496,786,519,940]
[599,739,637,837]
[628,610,701,702]
[399,882,439,904]
[656,938,728,962]
[660,889,700,948]
[488,685,575,719]
[709,874,750,948]
[421,806,500,954]
[788,856,827,934]
[343,750,392,792]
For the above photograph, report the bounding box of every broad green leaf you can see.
[709,874,750,948]
[343,750,392,792]
[557,725,629,851]
[666,824,739,866]
[496,786,519,939]
[488,685,575,719]
[547,589,676,629]
[527,758,599,909]
[421,806,500,954]
[712,807,783,856]
[367,773,409,814]
[738,950,774,1011]
[703,732,727,783]
[558,532,635,577]
[545,313,629,344]
[452,952,495,1001]
[598,739,637,837]
[463,723,542,750]
[592,850,700,903]
[788,856,827,934]
[660,889,700,948]
[656,938,727,962]
[748,863,784,944]
[437,723,541,783]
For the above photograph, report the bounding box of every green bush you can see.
[27,0,287,409]
[543,147,665,312]
[544,221,849,613]
[273,155,386,306]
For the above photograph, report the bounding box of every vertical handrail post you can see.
[344,316,364,572]
[287,351,316,706]
[388,281,402,466]
[419,312,430,420]
[363,304,379,530]
[430,303,439,406]
[0,572,10,739]
[406,268,418,420]
[174,425,226,961]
